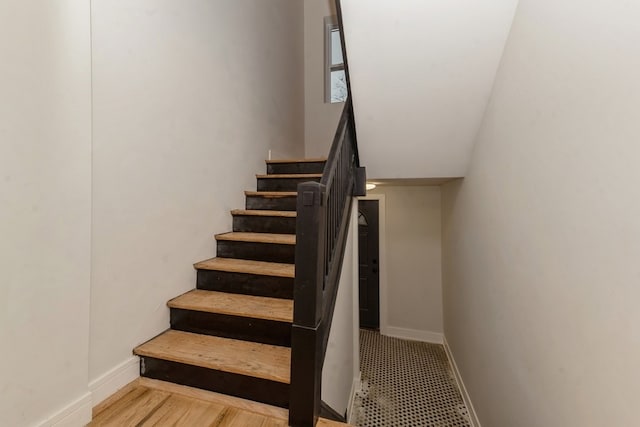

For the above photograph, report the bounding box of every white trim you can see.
[444,336,481,427]
[385,326,444,344]
[33,356,138,427]
[351,203,361,387]
[36,392,92,427]
[346,371,362,424]
[357,194,388,335]
[89,356,140,409]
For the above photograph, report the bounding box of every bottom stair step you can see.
[91,377,353,426]
[134,330,291,408]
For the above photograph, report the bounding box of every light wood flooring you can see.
[89,378,350,427]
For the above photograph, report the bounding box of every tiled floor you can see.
[352,330,470,427]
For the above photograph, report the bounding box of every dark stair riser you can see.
[216,240,295,264]
[140,357,290,408]
[257,176,321,192]
[246,195,297,211]
[171,308,291,347]
[196,269,294,299]
[233,215,296,234]
[267,162,325,175]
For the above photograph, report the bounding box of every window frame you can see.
[324,16,346,104]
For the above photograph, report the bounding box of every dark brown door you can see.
[358,200,380,329]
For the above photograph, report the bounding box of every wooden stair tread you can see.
[245,191,297,197]
[215,232,295,245]
[94,378,352,426]
[138,378,289,420]
[134,330,291,384]
[140,378,350,425]
[265,158,327,164]
[169,290,293,323]
[231,209,296,218]
[256,173,322,179]
[194,257,294,278]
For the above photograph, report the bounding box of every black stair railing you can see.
[288,2,365,426]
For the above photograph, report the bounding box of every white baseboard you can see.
[346,371,362,424]
[385,326,444,344]
[36,392,92,427]
[443,336,481,427]
[33,357,139,426]
[89,356,140,409]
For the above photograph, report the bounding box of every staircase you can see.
[133,159,326,411]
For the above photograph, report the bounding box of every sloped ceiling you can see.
[341,0,519,179]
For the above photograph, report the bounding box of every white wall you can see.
[89,0,304,383]
[304,0,344,158]
[0,1,93,425]
[442,0,640,425]
[368,186,442,341]
[340,0,518,179]
[322,203,360,417]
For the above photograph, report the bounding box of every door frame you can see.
[357,194,388,335]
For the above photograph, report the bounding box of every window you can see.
[358,212,368,226]
[325,16,347,103]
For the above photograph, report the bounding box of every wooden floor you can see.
[90,378,351,426]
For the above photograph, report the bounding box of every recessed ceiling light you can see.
[366,183,377,191]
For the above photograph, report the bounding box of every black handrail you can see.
[288,102,361,427]
[288,1,364,425]
[335,0,359,166]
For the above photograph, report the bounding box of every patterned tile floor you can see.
[352,330,471,427]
